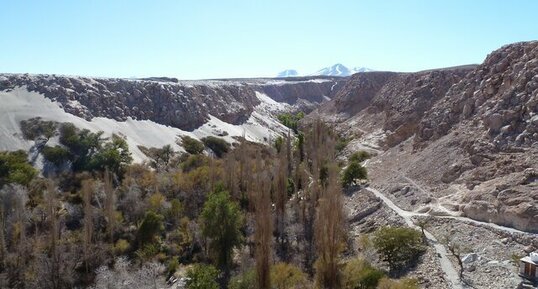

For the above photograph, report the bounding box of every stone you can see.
[462,253,478,264]
[485,113,504,131]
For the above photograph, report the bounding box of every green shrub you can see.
[201,136,230,158]
[185,264,220,289]
[58,123,132,174]
[137,211,165,247]
[167,256,180,275]
[349,151,371,163]
[336,137,350,152]
[114,239,130,255]
[373,227,425,272]
[277,112,304,133]
[181,136,205,155]
[181,154,209,172]
[274,136,284,152]
[341,161,367,188]
[0,150,37,187]
[42,145,71,166]
[271,262,309,289]
[229,269,257,289]
[200,189,243,271]
[342,258,385,289]
[20,117,58,140]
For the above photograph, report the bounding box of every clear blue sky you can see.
[1,0,536,79]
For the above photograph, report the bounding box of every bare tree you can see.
[82,179,95,273]
[442,234,468,280]
[45,182,61,289]
[314,163,345,289]
[0,204,5,269]
[103,170,116,243]
[91,257,166,289]
[253,167,273,289]
[274,138,289,260]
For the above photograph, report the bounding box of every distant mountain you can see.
[276,65,373,78]
[310,64,374,77]
[310,64,349,77]
[351,67,374,73]
[276,69,299,78]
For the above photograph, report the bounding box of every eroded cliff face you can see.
[418,41,538,147]
[0,75,344,131]
[317,67,473,147]
[316,41,538,232]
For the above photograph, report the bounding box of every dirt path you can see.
[365,187,465,289]
[395,173,537,236]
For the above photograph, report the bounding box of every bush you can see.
[181,154,209,172]
[139,144,176,169]
[335,137,350,152]
[271,262,309,289]
[341,161,367,188]
[277,112,304,133]
[349,151,371,163]
[137,211,165,247]
[201,136,230,158]
[0,150,37,187]
[58,123,132,174]
[20,117,58,140]
[372,227,425,272]
[181,136,205,155]
[114,239,130,255]
[342,258,385,289]
[42,145,71,166]
[200,189,243,271]
[167,256,180,275]
[229,269,257,289]
[274,136,284,152]
[185,264,220,289]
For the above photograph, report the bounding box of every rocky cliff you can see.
[316,41,538,232]
[0,74,344,131]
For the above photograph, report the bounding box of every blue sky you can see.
[1,0,537,79]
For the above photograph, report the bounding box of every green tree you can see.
[200,189,243,277]
[201,136,230,158]
[349,151,371,163]
[341,161,367,188]
[42,145,71,166]
[181,136,205,155]
[0,150,37,187]
[271,262,309,289]
[19,117,57,140]
[59,123,103,172]
[185,264,220,289]
[91,134,132,175]
[277,112,304,133]
[137,211,165,247]
[342,258,385,289]
[372,227,425,272]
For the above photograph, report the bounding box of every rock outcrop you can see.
[316,41,538,232]
[0,75,344,131]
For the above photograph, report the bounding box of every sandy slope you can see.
[0,87,289,162]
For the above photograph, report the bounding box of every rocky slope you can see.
[316,41,538,233]
[0,74,344,131]
[0,74,344,164]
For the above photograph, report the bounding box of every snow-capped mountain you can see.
[310,64,374,77]
[276,69,299,78]
[351,67,374,73]
[277,65,373,78]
